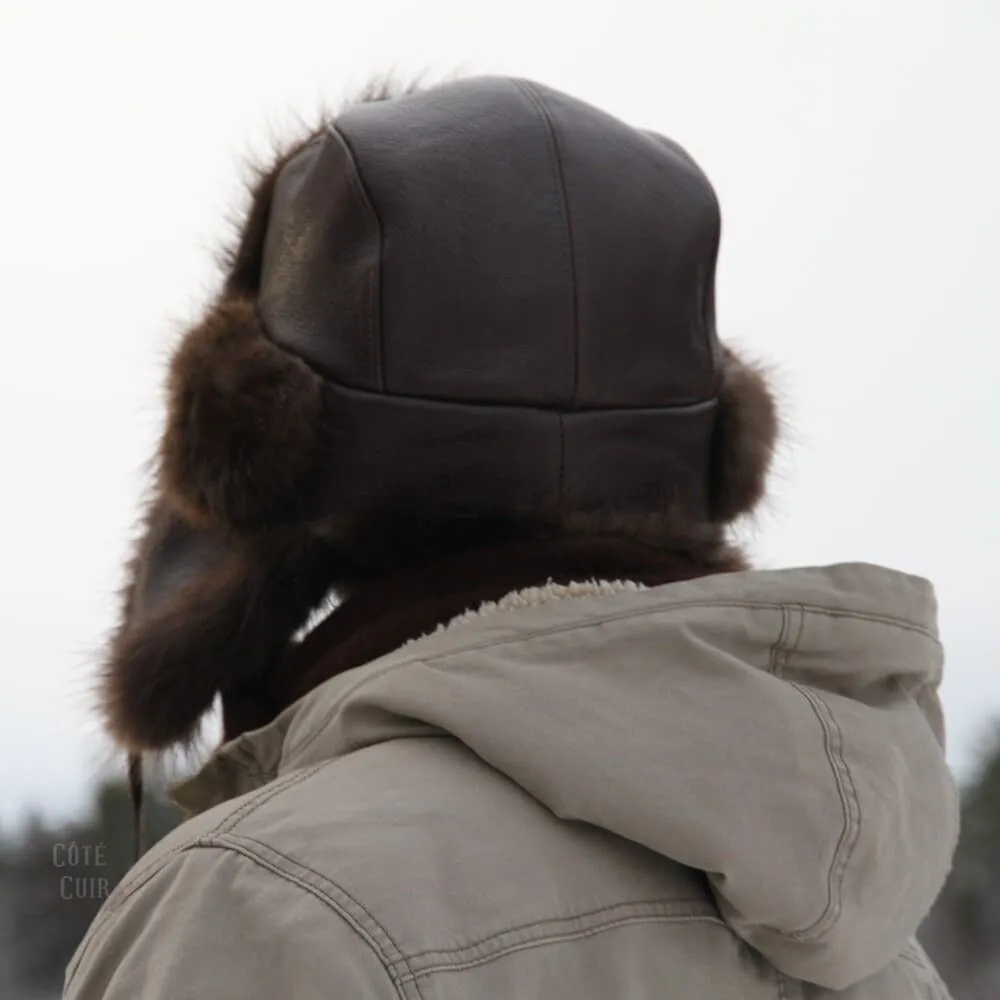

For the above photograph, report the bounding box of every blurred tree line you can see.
[1,731,998,999]
[921,729,1000,999]
[0,780,180,999]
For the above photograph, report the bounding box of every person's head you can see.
[102,77,779,755]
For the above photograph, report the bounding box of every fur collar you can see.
[219,536,742,744]
[403,578,648,648]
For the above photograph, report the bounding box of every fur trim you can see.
[254,533,747,743]
[160,297,328,530]
[708,347,779,523]
[403,578,649,647]
[102,499,241,750]
[101,76,778,756]
[162,78,429,530]
[101,499,341,752]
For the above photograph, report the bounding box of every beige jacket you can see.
[65,564,958,998]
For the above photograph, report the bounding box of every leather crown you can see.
[103,77,777,752]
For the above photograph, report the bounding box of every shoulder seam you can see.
[66,763,329,985]
[403,897,720,964]
[68,835,419,1000]
[208,832,422,999]
[401,910,727,983]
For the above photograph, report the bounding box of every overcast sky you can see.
[1,1,997,829]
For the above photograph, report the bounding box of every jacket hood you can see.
[172,563,958,990]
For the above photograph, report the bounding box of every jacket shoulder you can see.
[65,832,403,999]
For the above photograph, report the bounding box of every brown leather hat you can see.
[254,76,723,522]
[102,77,777,753]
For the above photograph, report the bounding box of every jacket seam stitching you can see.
[203,835,421,1000]
[769,604,789,675]
[899,941,950,992]
[64,848,180,985]
[76,764,324,955]
[287,598,937,763]
[218,824,417,977]
[399,913,728,982]
[784,605,862,942]
[213,762,327,833]
[69,846,185,969]
[403,898,718,961]
[770,609,805,994]
[793,604,807,658]
[791,682,861,943]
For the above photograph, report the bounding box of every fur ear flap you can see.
[708,347,779,523]
[101,496,341,752]
[160,297,329,530]
[102,500,248,751]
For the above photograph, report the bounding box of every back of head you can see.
[102,76,779,755]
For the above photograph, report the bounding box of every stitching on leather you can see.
[400,911,728,982]
[287,596,938,763]
[556,412,565,505]
[787,671,862,942]
[515,79,579,408]
[404,897,717,961]
[219,335,720,412]
[641,130,722,398]
[250,129,718,419]
[701,228,721,394]
[328,124,385,391]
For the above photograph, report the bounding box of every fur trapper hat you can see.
[102,77,778,754]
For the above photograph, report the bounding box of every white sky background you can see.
[0,1,997,829]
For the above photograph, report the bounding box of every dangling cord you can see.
[127,751,146,863]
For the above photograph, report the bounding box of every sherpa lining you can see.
[402,579,648,648]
